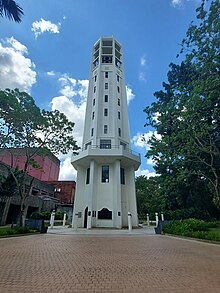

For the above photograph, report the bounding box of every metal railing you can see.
[81,144,140,158]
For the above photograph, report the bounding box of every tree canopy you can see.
[0,0,23,23]
[0,88,79,225]
[144,0,220,215]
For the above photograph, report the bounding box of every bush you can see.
[0,227,38,237]
[30,211,68,221]
[164,208,212,221]
[30,211,51,220]
[163,219,220,242]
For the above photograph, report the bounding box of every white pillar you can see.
[155,212,159,227]
[161,213,164,221]
[87,160,95,229]
[73,213,78,230]
[147,213,150,226]
[62,212,67,226]
[114,159,122,228]
[50,210,55,228]
[128,212,132,232]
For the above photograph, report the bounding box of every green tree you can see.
[0,0,23,22]
[0,88,79,226]
[136,176,165,219]
[144,1,220,210]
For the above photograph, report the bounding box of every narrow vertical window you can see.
[120,168,125,185]
[104,95,108,102]
[105,72,108,78]
[117,75,120,82]
[118,128,121,137]
[105,83,108,89]
[93,99,95,106]
[118,111,120,119]
[86,168,90,184]
[118,98,120,106]
[104,108,108,116]
[94,86,96,93]
[102,165,109,183]
[92,112,95,120]
[104,125,107,134]
[94,75,97,82]
[91,128,94,137]
[117,86,120,93]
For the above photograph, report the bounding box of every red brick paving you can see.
[0,234,219,292]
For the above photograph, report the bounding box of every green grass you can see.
[0,226,39,237]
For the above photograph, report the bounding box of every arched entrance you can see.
[84,207,88,228]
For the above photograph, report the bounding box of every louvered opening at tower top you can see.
[92,38,122,69]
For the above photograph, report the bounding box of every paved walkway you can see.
[0,228,219,293]
[47,225,156,236]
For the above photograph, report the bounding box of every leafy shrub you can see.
[55,211,66,220]
[164,208,212,221]
[163,219,220,242]
[30,211,51,220]
[163,219,209,235]
[0,227,38,237]
[30,211,68,221]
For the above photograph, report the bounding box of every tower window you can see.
[120,168,125,185]
[92,112,95,120]
[118,99,120,106]
[118,128,121,137]
[105,72,108,78]
[117,86,120,93]
[86,168,90,184]
[105,83,108,89]
[104,95,108,102]
[94,86,96,93]
[104,108,108,116]
[118,111,120,119]
[100,139,111,149]
[94,75,97,82]
[117,75,120,82]
[101,166,109,183]
[93,99,95,106]
[104,125,108,134]
[91,128,94,137]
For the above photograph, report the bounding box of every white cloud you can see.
[0,37,36,92]
[153,112,161,123]
[139,72,146,82]
[126,85,135,104]
[131,131,161,150]
[51,74,89,148]
[146,157,155,165]
[58,156,77,180]
[171,0,183,7]
[32,18,61,38]
[47,71,55,76]
[140,56,146,66]
[135,168,158,178]
[139,54,147,82]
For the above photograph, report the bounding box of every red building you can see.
[47,181,76,204]
[0,148,60,181]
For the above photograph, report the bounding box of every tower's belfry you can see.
[72,37,141,229]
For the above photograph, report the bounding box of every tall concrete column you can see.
[87,160,95,229]
[113,159,122,228]
[127,166,138,227]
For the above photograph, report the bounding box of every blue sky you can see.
[0,0,201,180]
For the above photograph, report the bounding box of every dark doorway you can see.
[84,207,88,228]
[6,204,20,224]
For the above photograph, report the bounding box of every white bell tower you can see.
[72,37,141,229]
